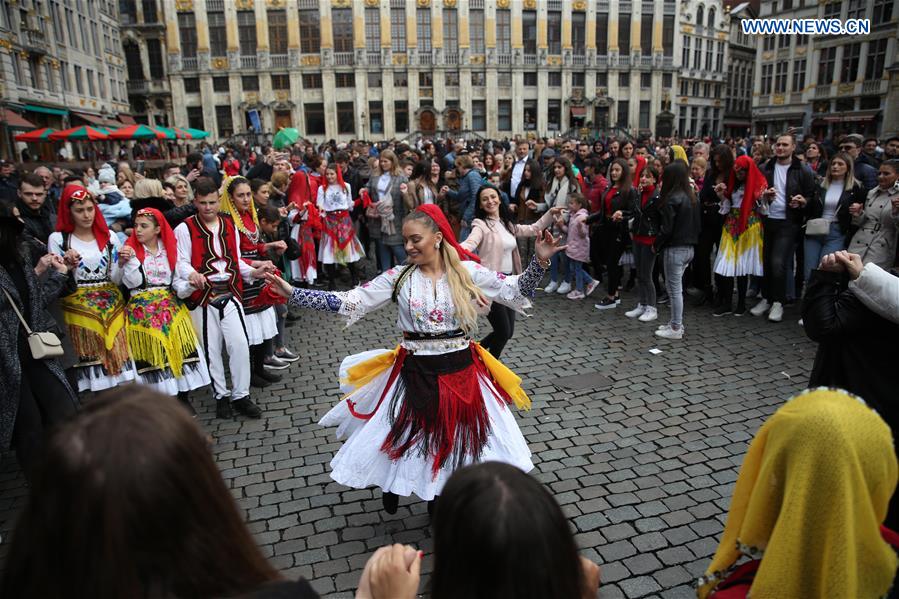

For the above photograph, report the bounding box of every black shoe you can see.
[177,392,197,418]
[658,293,670,305]
[257,368,281,383]
[232,397,262,419]
[734,304,747,316]
[624,278,636,292]
[713,304,732,317]
[251,374,271,388]
[216,398,234,419]
[382,491,399,515]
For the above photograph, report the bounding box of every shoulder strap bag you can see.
[2,287,64,359]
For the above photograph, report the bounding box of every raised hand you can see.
[834,250,864,280]
[264,272,293,299]
[118,245,135,263]
[535,230,567,262]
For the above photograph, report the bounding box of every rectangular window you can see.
[472,100,486,131]
[619,72,630,87]
[470,9,485,54]
[178,13,197,57]
[619,14,630,53]
[597,72,607,87]
[74,65,83,94]
[471,71,486,86]
[571,12,586,55]
[524,72,537,86]
[212,76,229,92]
[393,71,407,86]
[443,9,458,55]
[641,12,652,55]
[332,8,353,53]
[777,34,789,49]
[840,43,861,83]
[237,11,257,56]
[523,11,537,54]
[763,35,775,52]
[337,102,354,134]
[142,0,157,22]
[641,72,652,88]
[497,71,512,86]
[242,75,259,91]
[682,35,690,66]
[369,101,383,134]
[548,72,562,86]
[866,38,888,80]
[761,63,773,94]
[269,10,288,55]
[445,70,460,86]
[547,10,562,54]
[572,72,585,87]
[705,39,713,70]
[680,79,688,96]
[663,15,674,56]
[497,100,512,130]
[367,71,382,87]
[364,8,380,52]
[596,12,608,54]
[335,72,355,87]
[715,41,724,71]
[617,100,629,127]
[147,38,164,79]
[43,62,54,92]
[639,100,650,129]
[496,9,511,54]
[304,103,325,135]
[299,9,321,54]
[184,76,200,93]
[391,8,406,53]
[523,99,537,130]
[215,105,233,138]
[208,11,226,57]
[693,39,701,69]
[59,61,68,91]
[419,71,433,87]
[663,72,672,87]
[873,0,893,23]
[187,106,204,131]
[394,100,409,132]
[818,47,836,85]
[416,9,431,52]
[792,58,806,92]
[302,73,322,88]
[847,0,866,20]
[548,100,561,131]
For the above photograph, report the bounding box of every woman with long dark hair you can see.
[536,157,581,294]
[506,158,546,265]
[695,144,734,307]
[654,162,701,339]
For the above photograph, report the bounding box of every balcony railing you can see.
[572,54,586,67]
[334,52,354,66]
[862,79,884,95]
[617,55,631,67]
[270,54,288,68]
[639,55,653,67]
[523,53,537,66]
[444,51,459,65]
[596,55,608,67]
[128,79,148,94]
[815,85,831,98]
[417,50,432,65]
[240,55,257,69]
[663,56,674,68]
[24,29,45,48]
[182,56,198,70]
[367,51,381,66]
[206,0,224,10]
[496,53,511,65]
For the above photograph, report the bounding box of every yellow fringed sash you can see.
[125,288,199,377]
[60,283,129,374]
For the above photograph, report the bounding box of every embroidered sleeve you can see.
[289,287,346,312]
[465,259,546,314]
[288,267,401,326]
[516,257,547,298]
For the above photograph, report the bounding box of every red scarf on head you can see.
[56,184,111,251]
[728,155,768,234]
[336,165,347,191]
[126,207,177,271]
[632,155,647,186]
[415,204,480,263]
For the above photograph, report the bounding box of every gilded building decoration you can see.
[175,0,193,11]
[235,0,254,9]
[572,0,587,10]
[266,0,286,6]
[416,0,430,6]
[211,57,229,69]
[470,54,485,64]
[0,39,11,50]
[333,0,351,7]
[301,55,321,66]
[443,0,456,7]
[392,53,408,65]
[496,0,510,7]
[523,0,536,9]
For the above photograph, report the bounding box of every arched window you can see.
[707,8,716,28]
[696,5,704,26]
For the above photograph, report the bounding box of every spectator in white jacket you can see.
[828,250,899,325]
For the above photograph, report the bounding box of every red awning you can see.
[0,108,37,129]
[118,114,137,125]
[570,106,587,117]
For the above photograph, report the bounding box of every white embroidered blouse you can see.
[48,232,124,286]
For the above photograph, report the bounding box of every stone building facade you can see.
[722,1,755,139]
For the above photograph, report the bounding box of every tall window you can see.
[523,99,537,130]
[522,11,537,54]
[763,35,775,51]
[663,15,674,56]
[364,8,380,52]
[416,9,431,52]
[269,11,288,55]
[705,39,713,70]
[59,61,68,91]
[391,7,406,52]
[596,12,608,54]
[617,100,629,127]
[470,9,484,54]
[208,11,226,57]
[498,100,512,130]
[840,43,861,83]
[640,12,652,55]
[187,106,204,131]
[299,9,320,54]
[693,38,701,69]
[774,61,787,93]
[337,102,354,134]
[119,0,137,23]
[547,10,561,54]
[619,14,631,53]
[715,41,723,71]
[369,101,383,134]
[866,38,888,80]
[443,9,458,55]
[707,7,715,28]
[682,35,690,65]
[792,58,806,92]
[496,9,511,54]
[332,8,353,52]
[142,0,157,22]
[548,100,561,131]
[395,101,409,132]
[147,38,164,79]
[472,100,486,131]
[873,0,893,23]
[696,6,704,27]
[178,13,196,57]
[571,12,585,55]
[304,103,325,135]
[761,63,773,94]
[124,42,144,80]
[639,100,650,129]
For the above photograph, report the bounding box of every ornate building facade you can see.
[722,1,755,139]
[121,0,174,127]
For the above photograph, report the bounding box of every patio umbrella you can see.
[107,124,167,140]
[14,127,57,142]
[273,127,300,149]
[156,126,188,140]
[48,126,109,141]
[183,127,209,139]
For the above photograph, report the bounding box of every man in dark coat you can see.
[16,173,55,244]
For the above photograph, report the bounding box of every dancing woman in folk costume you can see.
[712,155,766,316]
[317,163,365,289]
[48,184,137,392]
[286,170,322,285]
[266,204,566,513]
[121,208,210,412]
[219,176,285,388]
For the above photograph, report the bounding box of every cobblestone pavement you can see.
[0,272,818,598]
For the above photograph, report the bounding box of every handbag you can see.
[2,288,64,359]
[805,218,830,236]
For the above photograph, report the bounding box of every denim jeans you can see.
[375,241,407,272]
[802,222,846,286]
[762,218,800,304]
[550,252,568,283]
[568,259,594,292]
[634,243,657,307]
[663,245,694,329]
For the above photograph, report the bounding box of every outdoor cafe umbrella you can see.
[48,126,109,141]
[107,124,167,140]
[14,127,57,142]
[183,127,209,139]
[273,127,300,149]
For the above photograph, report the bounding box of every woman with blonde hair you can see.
[133,178,164,200]
[165,175,193,207]
[264,204,565,515]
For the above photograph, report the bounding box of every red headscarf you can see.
[126,207,178,271]
[56,184,110,251]
[414,204,480,263]
[728,155,768,234]
[632,155,647,186]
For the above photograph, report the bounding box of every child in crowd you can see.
[558,194,598,300]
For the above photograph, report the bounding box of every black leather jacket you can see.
[760,156,817,224]
[655,190,701,249]
[630,188,662,239]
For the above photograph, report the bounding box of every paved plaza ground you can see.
[0,274,818,598]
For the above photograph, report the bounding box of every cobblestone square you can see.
[0,274,817,598]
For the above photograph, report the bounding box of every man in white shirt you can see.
[509,140,532,201]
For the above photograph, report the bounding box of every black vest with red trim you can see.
[184,215,243,309]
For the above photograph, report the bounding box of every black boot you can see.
[326,264,337,291]
[349,262,360,287]
[382,491,399,514]
[177,391,197,417]
[624,268,636,292]
[216,397,233,419]
[232,396,262,418]
[250,346,272,388]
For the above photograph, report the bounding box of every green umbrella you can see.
[183,127,209,139]
[273,127,301,149]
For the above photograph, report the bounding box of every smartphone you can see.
[136,160,145,174]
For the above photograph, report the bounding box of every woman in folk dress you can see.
[317,163,365,289]
[266,204,565,513]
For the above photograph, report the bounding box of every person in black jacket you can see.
[696,145,734,308]
[802,152,867,285]
[16,173,55,244]
[654,162,701,340]
[751,134,817,322]
[586,158,636,309]
[625,165,662,322]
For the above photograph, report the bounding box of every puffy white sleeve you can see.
[108,235,125,285]
[47,232,64,257]
[465,257,548,314]
[173,222,198,299]
[121,256,144,289]
[849,262,899,325]
[288,266,403,326]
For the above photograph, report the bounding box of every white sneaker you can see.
[768,301,784,322]
[566,290,585,299]
[585,280,600,297]
[625,304,646,319]
[639,306,659,322]
[655,325,684,340]
[750,298,770,317]
[798,318,804,327]
[657,323,670,331]
[556,281,572,294]
[544,280,559,293]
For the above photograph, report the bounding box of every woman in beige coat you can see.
[848,160,899,270]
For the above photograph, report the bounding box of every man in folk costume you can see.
[173,177,273,419]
